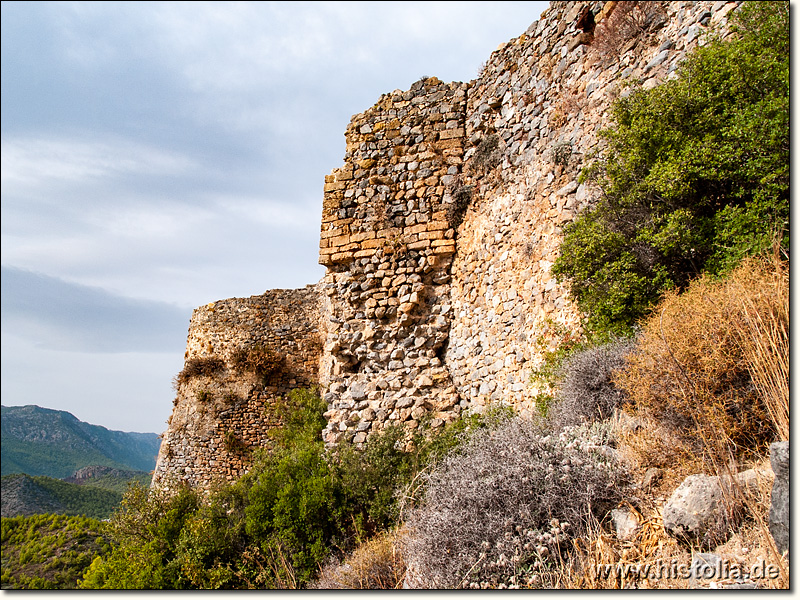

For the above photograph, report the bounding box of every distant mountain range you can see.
[1,405,161,478]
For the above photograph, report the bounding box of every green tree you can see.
[79,483,201,589]
[552,1,789,336]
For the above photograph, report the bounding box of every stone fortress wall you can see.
[152,285,324,490]
[153,0,740,490]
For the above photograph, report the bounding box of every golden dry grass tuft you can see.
[312,529,406,589]
[613,256,788,475]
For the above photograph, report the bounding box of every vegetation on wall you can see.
[231,345,284,382]
[553,1,789,336]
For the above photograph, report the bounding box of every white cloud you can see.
[0,136,196,191]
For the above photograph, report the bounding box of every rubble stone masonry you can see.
[154,0,739,490]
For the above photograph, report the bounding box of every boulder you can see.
[663,474,731,548]
[769,441,789,554]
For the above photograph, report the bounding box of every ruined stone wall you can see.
[445,0,737,418]
[317,78,468,445]
[152,285,323,490]
[155,0,741,488]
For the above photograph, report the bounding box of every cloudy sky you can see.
[1,1,549,433]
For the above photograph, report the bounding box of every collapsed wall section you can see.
[152,285,323,490]
[317,78,468,445]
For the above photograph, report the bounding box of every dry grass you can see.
[726,253,789,441]
[174,356,225,386]
[613,256,787,475]
[563,462,787,589]
[312,529,406,589]
[591,1,667,62]
[230,345,283,381]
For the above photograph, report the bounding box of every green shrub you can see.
[552,1,789,337]
[79,483,201,589]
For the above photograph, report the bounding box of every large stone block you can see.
[769,441,789,554]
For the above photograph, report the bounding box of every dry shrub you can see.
[174,356,225,386]
[592,1,667,61]
[467,134,501,175]
[548,94,584,129]
[549,337,636,431]
[313,529,406,589]
[614,256,787,473]
[725,255,789,441]
[402,418,629,589]
[230,345,283,381]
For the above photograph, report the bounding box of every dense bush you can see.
[548,337,635,431]
[403,418,628,589]
[614,257,786,472]
[552,1,789,336]
[79,483,201,589]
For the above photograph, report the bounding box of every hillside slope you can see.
[1,405,161,478]
[1,473,122,520]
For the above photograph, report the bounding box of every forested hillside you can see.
[1,405,160,478]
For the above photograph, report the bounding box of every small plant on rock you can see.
[174,357,225,386]
[231,345,283,383]
[468,134,501,175]
[223,431,249,455]
[445,181,474,228]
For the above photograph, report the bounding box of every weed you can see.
[223,431,249,455]
[550,141,573,167]
[174,357,225,386]
[591,1,667,61]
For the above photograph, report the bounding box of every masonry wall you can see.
[444,0,738,418]
[152,285,323,490]
[154,0,740,489]
[317,78,468,445]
